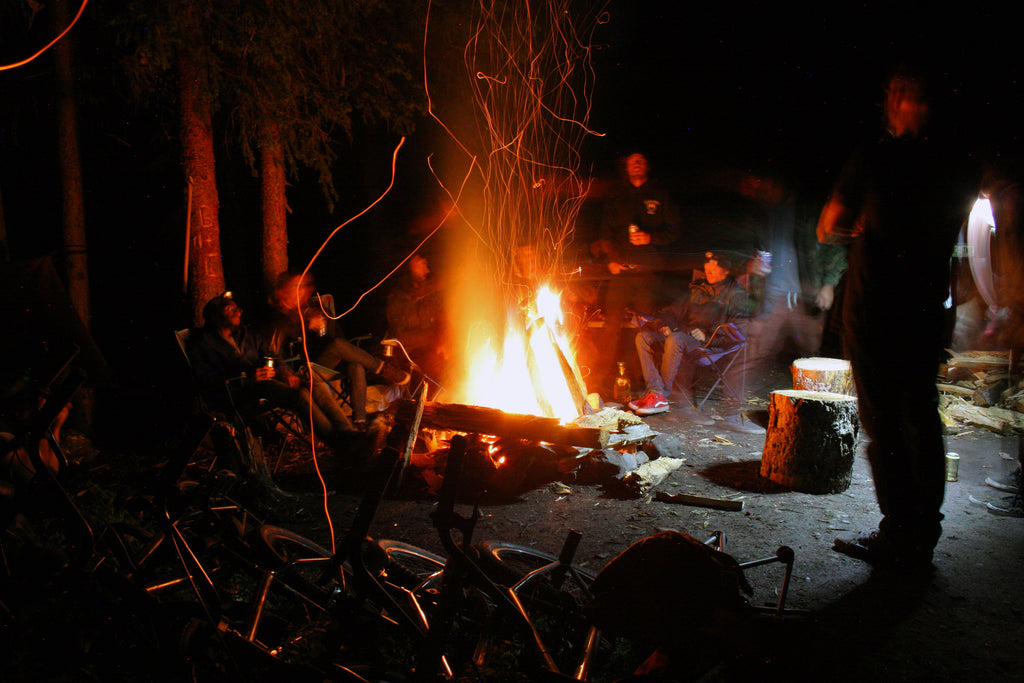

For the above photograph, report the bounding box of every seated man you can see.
[188,292,361,456]
[629,252,760,423]
[265,271,409,429]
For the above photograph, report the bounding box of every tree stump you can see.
[760,389,859,494]
[791,357,854,395]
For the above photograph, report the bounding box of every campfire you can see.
[455,284,588,424]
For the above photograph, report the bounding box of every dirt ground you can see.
[274,377,1024,681]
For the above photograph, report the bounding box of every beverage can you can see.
[945,452,960,482]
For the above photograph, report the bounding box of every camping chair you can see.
[679,322,748,409]
[297,292,369,417]
[174,329,307,472]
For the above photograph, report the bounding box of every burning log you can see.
[393,400,609,449]
[760,389,859,494]
[791,357,854,395]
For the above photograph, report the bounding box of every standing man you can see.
[819,65,973,571]
[591,151,682,390]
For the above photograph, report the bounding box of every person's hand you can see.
[309,316,327,336]
[628,228,652,246]
[254,366,275,382]
[608,261,625,275]
[659,326,672,337]
[285,373,301,389]
[747,255,772,276]
[816,284,835,311]
[689,328,707,343]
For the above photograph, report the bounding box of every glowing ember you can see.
[459,285,584,423]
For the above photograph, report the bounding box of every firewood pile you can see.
[938,350,1024,435]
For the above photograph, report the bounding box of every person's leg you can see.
[346,362,368,424]
[256,379,337,442]
[317,337,407,394]
[317,337,380,373]
[635,329,668,395]
[660,332,701,395]
[840,326,945,564]
[308,371,355,432]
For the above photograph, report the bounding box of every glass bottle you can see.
[613,361,632,403]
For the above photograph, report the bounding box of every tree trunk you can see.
[52,0,94,429]
[51,0,90,329]
[260,118,289,292]
[178,48,224,326]
[0,184,8,262]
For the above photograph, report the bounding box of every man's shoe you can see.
[986,492,1024,517]
[719,413,765,434]
[630,391,669,416]
[677,404,714,426]
[375,360,411,386]
[985,466,1021,494]
[833,530,933,570]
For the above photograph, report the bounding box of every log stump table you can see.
[791,357,854,395]
[760,389,859,494]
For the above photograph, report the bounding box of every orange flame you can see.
[458,284,583,423]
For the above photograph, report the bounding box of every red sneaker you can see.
[630,391,669,416]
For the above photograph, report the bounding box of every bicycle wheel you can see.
[475,540,602,676]
[476,540,597,590]
[258,524,344,607]
[368,539,446,591]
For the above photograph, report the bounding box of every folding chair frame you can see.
[678,323,748,409]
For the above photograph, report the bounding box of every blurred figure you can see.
[265,271,409,429]
[630,252,760,424]
[385,253,449,383]
[973,159,1024,516]
[591,152,683,389]
[820,65,975,570]
[742,172,847,383]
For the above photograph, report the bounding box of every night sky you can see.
[2,1,1023,393]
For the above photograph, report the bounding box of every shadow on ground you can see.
[700,459,791,494]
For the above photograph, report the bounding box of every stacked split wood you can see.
[938,350,1024,435]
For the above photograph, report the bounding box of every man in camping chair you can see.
[264,271,410,431]
[630,252,760,424]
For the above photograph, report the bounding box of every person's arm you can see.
[817,195,861,244]
[818,143,868,245]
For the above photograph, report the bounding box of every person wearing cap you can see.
[629,252,760,422]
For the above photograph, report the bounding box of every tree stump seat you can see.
[760,389,859,494]
[791,357,854,395]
